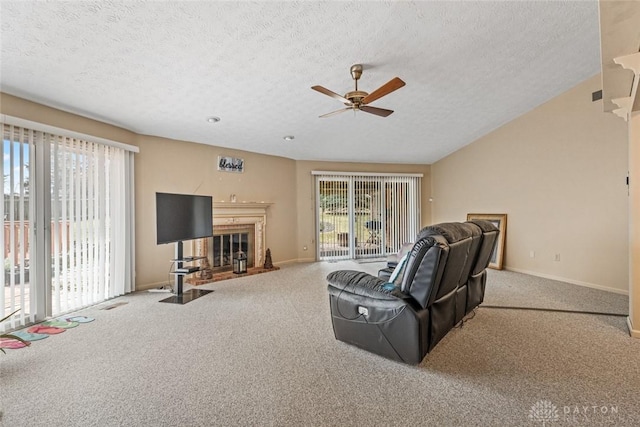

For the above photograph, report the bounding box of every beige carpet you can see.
[1,261,638,426]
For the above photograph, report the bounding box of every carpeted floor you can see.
[1,261,638,426]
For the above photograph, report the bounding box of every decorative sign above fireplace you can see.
[218,156,244,173]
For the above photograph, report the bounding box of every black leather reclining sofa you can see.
[326,221,499,364]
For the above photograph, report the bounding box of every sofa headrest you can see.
[467,219,499,234]
[418,222,478,244]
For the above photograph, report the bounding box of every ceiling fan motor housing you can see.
[344,90,368,106]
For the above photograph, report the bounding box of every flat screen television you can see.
[155,192,213,244]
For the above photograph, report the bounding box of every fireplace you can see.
[190,202,271,281]
[211,226,255,273]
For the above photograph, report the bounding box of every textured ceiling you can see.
[0,1,601,164]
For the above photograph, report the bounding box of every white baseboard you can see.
[626,317,640,338]
[504,266,628,296]
[136,280,171,292]
[274,258,316,265]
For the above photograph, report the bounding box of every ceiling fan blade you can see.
[311,85,350,104]
[362,77,405,105]
[360,105,394,117]
[319,107,351,118]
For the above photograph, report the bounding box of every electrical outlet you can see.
[530,251,535,258]
[554,253,561,262]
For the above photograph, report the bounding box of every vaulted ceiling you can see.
[0,1,602,164]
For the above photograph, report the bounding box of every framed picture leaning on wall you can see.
[467,213,507,270]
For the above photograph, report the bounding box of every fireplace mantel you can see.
[213,201,272,218]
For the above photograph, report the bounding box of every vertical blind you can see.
[314,172,421,261]
[1,118,136,331]
[50,135,133,313]
[1,126,36,328]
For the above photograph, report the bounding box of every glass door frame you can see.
[314,171,422,262]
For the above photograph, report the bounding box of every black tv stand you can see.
[159,240,213,305]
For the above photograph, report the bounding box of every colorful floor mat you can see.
[11,331,49,341]
[6,316,95,351]
[63,316,94,323]
[41,320,79,329]
[27,325,65,334]
[0,337,30,349]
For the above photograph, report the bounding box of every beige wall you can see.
[7,80,626,293]
[0,93,137,144]
[2,93,431,289]
[0,93,299,289]
[431,74,629,292]
[294,161,431,261]
[134,135,298,287]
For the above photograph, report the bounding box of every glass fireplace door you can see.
[212,231,253,272]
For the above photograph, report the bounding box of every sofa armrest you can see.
[327,270,403,300]
[378,267,393,281]
[386,260,399,269]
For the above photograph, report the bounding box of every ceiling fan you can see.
[311,64,406,118]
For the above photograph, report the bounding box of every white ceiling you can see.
[0,1,601,164]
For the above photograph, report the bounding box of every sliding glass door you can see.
[1,120,136,332]
[315,172,421,261]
